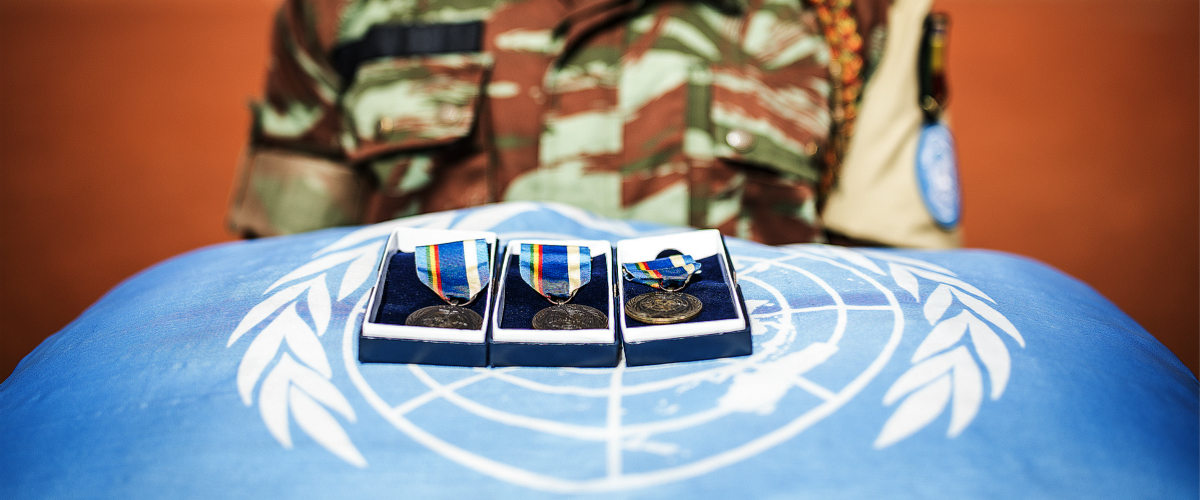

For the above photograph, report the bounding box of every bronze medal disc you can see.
[624,291,703,325]
[405,305,483,330]
[532,304,609,330]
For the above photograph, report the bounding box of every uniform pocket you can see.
[683,64,828,242]
[341,53,492,161]
[707,65,826,184]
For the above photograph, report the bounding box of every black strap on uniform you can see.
[331,21,484,83]
[917,13,949,123]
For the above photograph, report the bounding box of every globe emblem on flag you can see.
[341,242,906,493]
[228,204,1023,494]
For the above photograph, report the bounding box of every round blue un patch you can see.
[916,122,961,229]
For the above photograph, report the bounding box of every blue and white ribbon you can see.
[519,244,591,301]
[414,239,491,305]
[622,254,701,290]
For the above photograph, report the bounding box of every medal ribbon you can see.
[414,239,491,305]
[622,255,701,290]
[520,244,591,302]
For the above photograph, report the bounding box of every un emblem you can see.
[917,122,962,229]
[227,205,1024,493]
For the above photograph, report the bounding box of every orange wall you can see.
[946,0,1198,376]
[1,0,1196,378]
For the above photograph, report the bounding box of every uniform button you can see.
[805,141,819,156]
[725,129,756,153]
[437,103,464,126]
[377,117,395,138]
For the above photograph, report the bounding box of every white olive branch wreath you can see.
[226,239,385,468]
[833,248,1026,448]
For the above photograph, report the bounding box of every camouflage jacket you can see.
[227,0,891,244]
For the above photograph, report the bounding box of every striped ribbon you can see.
[519,244,591,301]
[414,239,491,305]
[622,254,701,290]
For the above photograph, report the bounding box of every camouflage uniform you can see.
[227,0,891,244]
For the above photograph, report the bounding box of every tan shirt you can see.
[823,0,962,248]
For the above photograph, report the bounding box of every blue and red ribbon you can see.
[622,255,700,290]
[519,244,590,301]
[414,239,491,305]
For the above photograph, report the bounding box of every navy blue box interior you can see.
[374,249,492,326]
[622,254,737,327]
[498,254,610,330]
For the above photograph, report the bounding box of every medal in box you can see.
[489,239,619,367]
[616,230,751,366]
[359,228,498,367]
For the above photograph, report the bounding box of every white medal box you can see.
[359,228,499,367]
[616,230,751,366]
[489,239,619,367]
